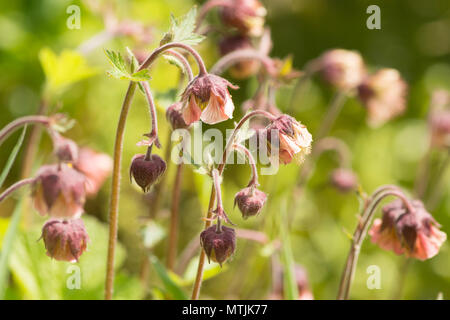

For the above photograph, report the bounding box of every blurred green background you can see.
[0,0,449,300]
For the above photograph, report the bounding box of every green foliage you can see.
[104,49,151,82]
[39,48,97,97]
[0,126,26,188]
[161,7,205,46]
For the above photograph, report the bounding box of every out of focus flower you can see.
[220,0,267,37]
[265,115,312,164]
[130,154,166,192]
[234,186,267,219]
[330,168,358,192]
[33,164,86,219]
[113,20,153,45]
[166,102,189,130]
[41,219,89,262]
[357,68,408,127]
[315,49,366,90]
[369,199,446,260]
[181,73,238,125]
[269,264,314,300]
[53,135,79,163]
[429,90,450,148]
[75,148,113,196]
[219,35,260,79]
[200,225,236,266]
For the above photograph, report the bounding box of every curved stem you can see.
[165,50,194,81]
[191,109,276,300]
[105,81,137,300]
[0,178,36,203]
[210,49,274,76]
[140,42,207,76]
[166,162,184,270]
[233,143,259,186]
[0,115,50,147]
[141,81,161,148]
[337,188,413,300]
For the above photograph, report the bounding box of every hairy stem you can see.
[191,110,276,300]
[141,81,161,148]
[0,178,36,203]
[337,187,413,300]
[105,81,137,300]
[0,115,50,148]
[210,49,274,76]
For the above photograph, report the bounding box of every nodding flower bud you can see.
[219,35,259,79]
[234,186,267,219]
[166,102,189,130]
[181,73,238,125]
[130,154,166,192]
[369,199,447,261]
[315,49,366,90]
[53,135,79,163]
[265,115,312,164]
[41,218,89,262]
[357,68,408,127]
[330,168,358,192]
[429,109,450,149]
[200,225,236,266]
[220,0,267,37]
[33,164,86,219]
[74,147,113,196]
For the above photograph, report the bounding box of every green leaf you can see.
[149,255,188,300]
[39,48,97,96]
[182,256,226,285]
[0,126,27,189]
[279,197,299,300]
[163,54,187,75]
[161,7,205,46]
[104,49,151,82]
[0,199,24,299]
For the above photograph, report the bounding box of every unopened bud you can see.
[234,186,267,219]
[130,154,166,192]
[200,225,236,266]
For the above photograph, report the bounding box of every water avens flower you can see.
[219,35,260,79]
[200,225,236,266]
[220,0,267,37]
[330,168,358,192]
[75,147,113,196]
[41,218,89,262]
[130,154,166,192]
[166,102,189,130]
[369,199,446,260]
[265,115,312,164]
[53,135,79,163]
[316,49,366,90]
[33,164,86,219]
[357,68,408,127]
[181,73,238,125]
[234,186,267,219]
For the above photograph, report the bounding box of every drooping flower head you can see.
[315,49,366,90]
[234,186,267,219]
[369,199,446,260]
[166,102,189,130]
[357,68,408,127]
[219,35,260,79]
[200,225,236,266]
[265,115,312,164]
[33,164,86,219]
[41,218,89,262]
[330,168,358,192]
[220,0,267,37]
[130,154,166,192]
[74,147,113,196]
[181,73,238,125]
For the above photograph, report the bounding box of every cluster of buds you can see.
[32,133,112,262]
[369,199,447,260]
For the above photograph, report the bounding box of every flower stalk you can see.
[0,178,36,203]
